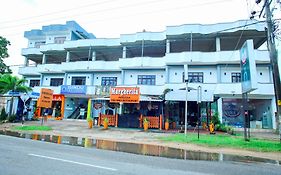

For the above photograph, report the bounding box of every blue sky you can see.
[0,0,280,75]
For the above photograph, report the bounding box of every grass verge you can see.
[13,125,52,131]
[160,133,281,152]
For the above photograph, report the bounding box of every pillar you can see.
[42,54,46,64]
[24,57,29,67]
[92,51,96,61]
[269,65,273,83]
[122,46,127,58]
[216,37,221,51]
[166,39,170,54]
[121,70,125,85]
[66,51,70,62]
[217,98,223,123]
[217,65,221,83]
[271,97,277,129]
[165,66,169,83]
[40,75,44,86]
[64,73,68,85]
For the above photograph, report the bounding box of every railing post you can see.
[98,113,101,127]
[115,114,118,127]
[159,114,162,130]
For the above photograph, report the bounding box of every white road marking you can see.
[28,153,117,171]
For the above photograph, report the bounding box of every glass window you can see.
[50,78,63,86]
[137,75,156,85]
[231,72,241,83]
[71,76,86,85]
[188,72,203,83]
[29,80,40,87]
[101,77,117,86]
[54,37,66,44]
[34,41,46,48]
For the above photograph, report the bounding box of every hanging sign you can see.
[37,88,53,108]
[110,87,140,103]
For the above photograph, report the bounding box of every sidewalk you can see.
[1,119,281,161]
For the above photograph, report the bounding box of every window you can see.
[188,72,203,83]
[34,41,46,48]
[231,72,241,83]
[29,80,40,87]
[54,37,66,44]
[138,75,156,85]
[101,77,117,86]
[50,78,63,86]
[71,76,86,85]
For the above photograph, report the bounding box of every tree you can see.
[0,74,32,117]
[0,36,12,74]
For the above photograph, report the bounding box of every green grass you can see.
[13,125,52,131]
[160,133,281,152]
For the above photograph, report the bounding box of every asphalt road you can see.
[0,135,280,175]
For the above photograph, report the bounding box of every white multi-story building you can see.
[18,20,277,129]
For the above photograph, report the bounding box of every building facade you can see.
[18,20,277,129]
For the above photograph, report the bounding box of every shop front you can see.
[93,86,163,129]
[222,98,274,129]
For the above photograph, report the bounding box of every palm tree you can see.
[0,74,32,117]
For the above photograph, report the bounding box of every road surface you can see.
[0,135,280,175]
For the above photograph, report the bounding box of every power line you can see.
[0,0,234,31]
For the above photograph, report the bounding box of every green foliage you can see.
[143,117,149,123]
[0,108,7,121]
[215,124,236,135]
[0,36,11,74]
[211,111,220,126]
[103,117,109,123]
[0,74,31,95]
[160,133,281,152]
[13,125,52,131]
[8,114,16,122]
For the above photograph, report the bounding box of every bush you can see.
[0,108,8,121]
[215,124,236,135]
[8,115,16,123]
[211,111,220,126]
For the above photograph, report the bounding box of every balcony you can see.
[21,48,42,56]
[119,57,165,69]
[165,50,269,65]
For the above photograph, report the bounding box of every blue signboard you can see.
[240,40,257,93]
[60,85,87,94]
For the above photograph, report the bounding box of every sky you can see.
[0,0,280,76]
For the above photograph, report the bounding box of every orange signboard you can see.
[37,88,54,108]
[110,87,140,103]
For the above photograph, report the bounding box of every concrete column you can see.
[216,37,221,51]
[217,98,223,123]
[217,65,221,83]
[271,97,277,129]
[64,73,68,85]
[122,46,127,58]
[92,51,96,61]
[40,75,44,86]
[119,103,123,114]
[66,51,70,62]
[184,64,188,81]
[42,54,46,64]
[165,66,169,83]
[24,57,29,67]
[269,65,273,83]
[121,70,125,85]
[166,39,170,54]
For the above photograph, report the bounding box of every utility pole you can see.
[264,0,281,141]
[252,0,281,141]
